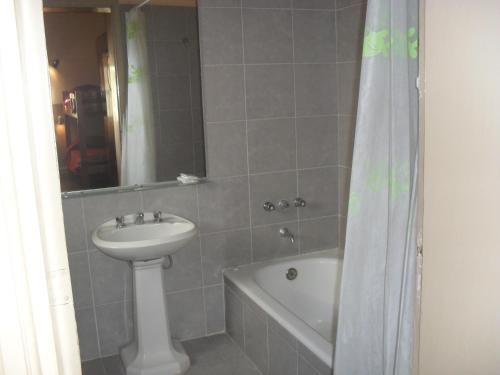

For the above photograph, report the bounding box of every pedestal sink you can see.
[92,212,197,375]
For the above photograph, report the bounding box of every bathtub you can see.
[224,249,343,373]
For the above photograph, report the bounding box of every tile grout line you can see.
[334,0,343,248]
[240,1,254,263]
[194,181,208,336]
[80,197,102,358]
[185,7,198,175]
[290,4,302,255]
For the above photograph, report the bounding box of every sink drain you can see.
[286,267,298,280]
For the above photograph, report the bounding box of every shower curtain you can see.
[334,0,419,374]
[121,8,156,185]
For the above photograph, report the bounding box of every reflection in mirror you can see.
[43,1,206,193]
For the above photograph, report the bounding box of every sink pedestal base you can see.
[121,258,190,375]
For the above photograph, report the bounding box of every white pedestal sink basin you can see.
[91,212,197,375]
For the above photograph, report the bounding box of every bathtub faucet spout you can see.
[279,227,295,244]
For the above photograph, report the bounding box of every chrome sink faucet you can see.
[135,212,145,225]
[115,216,126,229]
[153,211,163,223]
[279,227,295,244]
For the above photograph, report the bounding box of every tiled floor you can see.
[82,334,262,375]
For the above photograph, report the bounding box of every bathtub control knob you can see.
[294,197,306,207]
[277,199,290,210]
[263,201,276,211]
[286,267,298,281]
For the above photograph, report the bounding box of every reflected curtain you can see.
[121,8,156,185]
[334,0,419,374]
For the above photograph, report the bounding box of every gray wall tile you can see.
[199,0,241,6]
[298,343,331,375]
[295,64,337,116]
[298,167,338,219]
[199,7,243,65]
[243,0,291,8]
[338,166,351,217]
[154,41,189,76]
[163,238,202,293]
[243,303,268,374]
[151,7,187,42]
[296,116,337,168]
[338,115,356,166]
[101,356,126,375]
[268,315,297,348]
[243,9,293,63]
[245,64,294,119]
[225,286,244,348]
[269,328,299,375]
[336,3,366,62]
[167,288,205,340]
[298,356,321,375]
[247,117,296,173]
[82,359,106,375]
[157,75,191,110]
[249,171,298,226]
[336,0,366,8]
[204,285,225,334]
[252,222,299,262]
[293,10,336,63]
[75,308,100,361]
[339,215,347,250]
[141,185,199,224]
[198,176,250,233]
[337,61,361,115]
[293,0,334,9]
[95,301,133,357]
[299,216,338,252]
[201,229,251,285]
[205,122,248,178]
[203,65,245,122]
[68,252,92,309]
[89,251,132,306]
[62,198,87,252]
[159,110,193,145]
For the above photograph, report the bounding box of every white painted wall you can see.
[419,1,500,374]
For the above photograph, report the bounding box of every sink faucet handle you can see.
[263,201,276,212]
[277,199,290,210]
[115,215,126,229]
[135,212,145,225]
[153,210,163,223]
[294,197,306,208]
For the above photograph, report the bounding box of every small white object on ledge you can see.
[177,173,200,184]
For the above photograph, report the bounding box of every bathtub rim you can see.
[223,248,343,368]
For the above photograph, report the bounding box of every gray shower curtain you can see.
[334,0,419,374]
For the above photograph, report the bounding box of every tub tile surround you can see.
[60,0,366,363]
[224,277,332,375]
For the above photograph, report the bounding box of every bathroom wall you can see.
[420,1,500,373]
[60,0,366,362]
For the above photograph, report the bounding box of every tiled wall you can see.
[143,6,206,181]
[61,0,366,362]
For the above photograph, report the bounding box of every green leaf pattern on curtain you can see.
[363,27,418,59]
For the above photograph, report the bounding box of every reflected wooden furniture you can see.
[63,85,117,189]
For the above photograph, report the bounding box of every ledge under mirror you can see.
[43,0,206,193]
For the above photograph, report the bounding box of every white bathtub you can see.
[224,249,343,368]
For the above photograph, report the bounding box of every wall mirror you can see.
[43,0,206,193]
